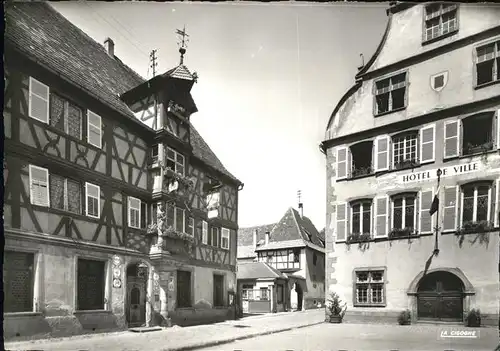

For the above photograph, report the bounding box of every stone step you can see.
[128,327,163,333]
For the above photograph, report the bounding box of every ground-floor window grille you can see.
[355,270,385,306]
[77,259,106,311]
[177,270,192,308]
[4,251,35,313]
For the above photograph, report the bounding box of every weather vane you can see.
[176,25,189,65]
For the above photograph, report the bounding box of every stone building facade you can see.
[320,2,500,325]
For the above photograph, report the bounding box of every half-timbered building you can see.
[4,2,242,339]
[237,207,325,313]
[321,2,500,326]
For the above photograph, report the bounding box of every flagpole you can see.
[433,168,442,255]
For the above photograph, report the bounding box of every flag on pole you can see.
[429,185,440,216]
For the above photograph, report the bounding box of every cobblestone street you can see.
[4,310,324,351]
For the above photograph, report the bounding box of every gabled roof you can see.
[239,207,325,254]
[237,262,287,280]
[5,2,240,184]
[238,223,276,246]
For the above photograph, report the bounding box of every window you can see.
[50,174,81,214]
[176,270,192,308]
[29,165,49,207]
[213,274,224,307]
[85,182,100,218]
[211,227,220,247]
[424,3,458,42]
[29,77,50,123]
[350,200,372,235]
[166,147,185,176]
[392,132,418,169]
[350,141,373,178]
[50,94,82,139]
[128,197,141,229]
[221,228,230,250]
[187,217,194,236]
[151,144,159,164]
[475,39,500,86]
[462,114,493,156]
[4,251,35,313]
[87,110,102,148]
[313,252,317,266]
[257,249,301,269]
[77,259,106,311]
[391,193,417,231]
[241,284,253,300]
[354,270,385,306]
[461,182,492,225]
[150,203,158,225]
[175,207,185,233]
[260,288,269,300]
[374,72,407,115]
[202,220,208,244]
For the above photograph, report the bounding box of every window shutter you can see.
[87,110,102,149]
[374,196,389,237]
[496,109,500,150]
[444,120,460,158]
[420,124,435,164]
[336,147,348,180]
[29,77,49,123]
[419,189,434,234]
[495,179,500,227]
[374,135,390,172]
[335,202,347,241]
[202,220,208,244]
[442,186,459,231]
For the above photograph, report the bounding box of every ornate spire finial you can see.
[176,25,189,65]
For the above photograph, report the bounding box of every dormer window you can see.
[166,147,185,176]
[424,3,458,43]
[374,72,407,116]
[350,141,373,178]
[475,39,500,87]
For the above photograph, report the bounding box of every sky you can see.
[50,1,388,231]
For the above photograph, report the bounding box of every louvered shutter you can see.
[419,189,434,234]
[87,110,102,149]
[374,196,389,237]
[374,136,390,172]
[495,179,500,227]
[202,220,208,244]
[496,109,500,150]
[29,77,49,123]
[444,120,460,158]
[420,124,435,164]
[442,186,459,231]
[336,147,348,180]
[336,203,347,241]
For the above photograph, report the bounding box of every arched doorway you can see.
[290,282,303,311]
[417,271,464,322]
[126,262,149,327]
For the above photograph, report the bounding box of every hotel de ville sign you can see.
[400,162,481,184]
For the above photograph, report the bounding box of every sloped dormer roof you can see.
[5,2,241,185]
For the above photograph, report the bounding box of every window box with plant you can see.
[346,232,371,244]
[326,292,347,324]
[457,220,494,235]
[389,227,417,239]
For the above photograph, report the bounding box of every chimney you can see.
[357,53,365,71]
[104,37,115,57]
[265,231,270,245]
[253,229,257,249]
[298,203,303,218]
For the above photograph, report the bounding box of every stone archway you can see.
[407,268,475,323]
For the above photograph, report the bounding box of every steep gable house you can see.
[4,2,243,339]
[237,207,325,312]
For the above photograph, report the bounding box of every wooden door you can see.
[127,281,146,327]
